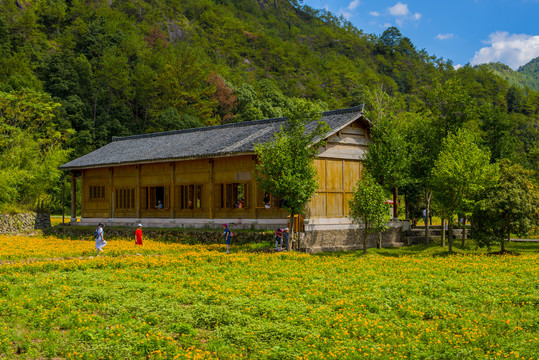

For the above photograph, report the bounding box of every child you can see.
[223,223,232,254]
[135,223,143,246]
[95,223,107,256]
[275,228,283,251]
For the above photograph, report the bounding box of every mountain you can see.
[479,58,539,91]
[518,57,539,90]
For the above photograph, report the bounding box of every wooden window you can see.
[178,185,202,209]
[116,188,134,210]
[256,188,280,209]
[218,183,248,209]
[141,186,169,210]
[89,185,105,200]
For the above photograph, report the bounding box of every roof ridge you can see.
[322,104,364,116]
[112,117,288,142]
[111,105,364,142]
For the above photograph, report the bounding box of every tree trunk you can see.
[377,232,382,249]
[288,212,295,251]
[461,215,466,248]
[393,187,398,220]
[448,217,454,253]
[441,217,445,248]
[424,190,432,245]
[363,220,368,254]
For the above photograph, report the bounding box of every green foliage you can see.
[0,0,537,217]
[471,159,539,251]
[0,90,72,209]
[364,87,411,190]
[478,59,539,92]
[348,171,389,253]
[431,130,495,251]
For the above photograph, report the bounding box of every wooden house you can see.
[59,106,370,232]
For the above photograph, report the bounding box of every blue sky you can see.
[302,0,539,70]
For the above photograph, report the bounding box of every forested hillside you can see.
[480,59,539,92]
[1,0,538,212]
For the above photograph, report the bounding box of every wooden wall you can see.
[82,168,111,218]
[79,119,369,222]
[308,158,362,218]
[307,120,367,219]
[80,155,287,220]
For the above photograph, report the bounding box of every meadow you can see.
[0,235,537,359]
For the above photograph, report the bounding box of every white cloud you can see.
[471,32,539,70]
[348,0,360,11]
[386,2,421,26]
[436,33,455,40]
[388,2,409,16]
[339,9,353,20]
[369,11,380,16]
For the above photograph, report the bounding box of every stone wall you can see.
[0,212,51,234]
[298,221,406,253]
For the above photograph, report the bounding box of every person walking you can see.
[223,223,232,254]
[135,223,143,246]
[95,223,107,256]
[282,227,289,251]
[275,228,283,251]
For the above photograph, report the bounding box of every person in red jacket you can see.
[135,223,143,246]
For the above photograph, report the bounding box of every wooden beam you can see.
[109,167,114,219]
[209,159,214,220]
[135,165,141,218]
[170,162,175,219]
[70,170,77,223]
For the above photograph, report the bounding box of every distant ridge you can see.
[478,57,539,91]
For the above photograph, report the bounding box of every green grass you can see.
[0,236,537,359]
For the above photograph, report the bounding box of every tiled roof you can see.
[59,105,366,170]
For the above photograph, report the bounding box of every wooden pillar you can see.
[170,162,175,219]
[109,167,114,219]
[70,170,77,223]
[135,165,141,219]
[209,159,214,220]
[250,156,257,219]
[341,159,345,218]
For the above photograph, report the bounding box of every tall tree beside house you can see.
[348,171,390,254]
[255,100,329,250]
[431,129,495,253]
[471,159,539,253]
[405,110,437,244]
[364,87,411,220]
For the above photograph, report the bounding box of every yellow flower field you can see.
[0,234,538,359]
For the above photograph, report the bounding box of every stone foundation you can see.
[0,212,51,234]
[298,221,406,253]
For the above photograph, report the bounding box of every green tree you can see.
[471,160,539,252]
[255,100,329,250]
[431,129,495,252]
[348,171,389,254]
[364,87,411,220]
[0,90,72,210]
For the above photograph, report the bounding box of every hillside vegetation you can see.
[0,0,538,212]
[480,59,539,92]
